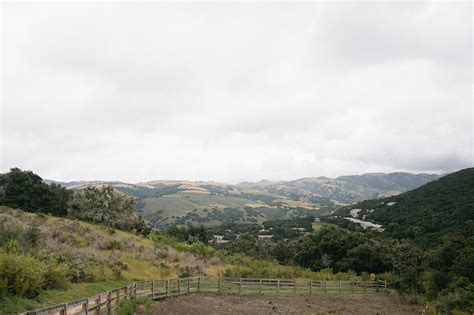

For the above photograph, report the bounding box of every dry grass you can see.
[0,207,215,282]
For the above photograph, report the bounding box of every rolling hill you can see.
[51,172,440,228]
[322,168,474,245]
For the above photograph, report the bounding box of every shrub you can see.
[21,222,41,251]
[0,223,22,247]
[100,240,124,251]
[0,253,45,298]
[64,260,93,283]
[2,239,22,255]
[42,259,69,290]
[207,256,221,265]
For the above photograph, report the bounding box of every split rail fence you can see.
[20,277,388,315]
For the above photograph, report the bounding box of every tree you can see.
[0,168,71,216]
[68,185,148,233]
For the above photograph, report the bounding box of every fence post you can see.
[152,280,155,299]
[339,281,341,294]
[376,280,379,292]
[351,281,354,293]
[134,282,137,299]
[197,277,201,292]
[218,277,221,293]
[309,279,312,294]
[107,291,112,314]
[166,279,170,297]
[95,296,101,315]
[84,299,89,315]
[384,280,387,289]
[178,279,181,295]
[324,280,327,294]
[259,279,262,294]
[364,282,367,293]
[187,278,190,293]
[277,279,280,294]
[239,278,242,294]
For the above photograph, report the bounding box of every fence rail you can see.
[20,277,388,315]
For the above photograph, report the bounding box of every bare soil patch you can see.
[138,293,423,315]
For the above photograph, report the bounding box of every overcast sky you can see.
[1,2,472,183]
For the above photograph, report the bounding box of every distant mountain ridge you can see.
[46,172,441,228]
[237,172,441,204]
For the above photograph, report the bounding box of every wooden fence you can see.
[20,277,388,315]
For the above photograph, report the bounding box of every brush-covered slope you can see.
[0,206,349,313]
[323,168,474,245]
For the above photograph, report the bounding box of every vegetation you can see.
[53,172,438,228]
[325,168,474,245]
[0,206,356,314]
[0,167,469,313]
[68,186,150,234]
[321,168,474,313]
[0,168,72,216]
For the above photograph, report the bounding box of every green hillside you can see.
[323,168,474,245]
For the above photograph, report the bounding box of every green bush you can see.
[42,260,69,290]
[0,253,45,298]
[66,260,93,283]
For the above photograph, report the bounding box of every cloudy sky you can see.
[1,2,472,183]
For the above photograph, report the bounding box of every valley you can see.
[51,172,440,228]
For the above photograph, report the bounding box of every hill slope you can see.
[323,168,474,245]
[0,206,352,313]
[52,172,440,228]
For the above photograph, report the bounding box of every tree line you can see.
[0,168,150,234]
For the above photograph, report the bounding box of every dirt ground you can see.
[137,293,424,315]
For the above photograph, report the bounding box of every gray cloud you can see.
[1,2,472,183]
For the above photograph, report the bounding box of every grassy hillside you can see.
[0,206,355,314]
[323,168,474,245]
[54,172,439,228]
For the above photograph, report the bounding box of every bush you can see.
[0,253,45,298]
[21,222,41,251]
[42,260,69,290]
[0,223,22,247]
[174,242,215,257]
[64,259,93,283]
[100,240,124,251]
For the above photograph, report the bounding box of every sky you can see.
[1,2,473,183]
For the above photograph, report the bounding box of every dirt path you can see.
[137,293,423,315]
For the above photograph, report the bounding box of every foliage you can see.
[0,168,72,216]
[325,168,474,246]
[0,252,45,298]
[116,296,151,315]
[321,168,474,312]
[68,186,150,234]
[166,224,208,244]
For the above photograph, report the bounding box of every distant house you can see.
[210,234,228,244]
[258,235,274,240]
[259,229,270,233]
[291,227,306,232]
